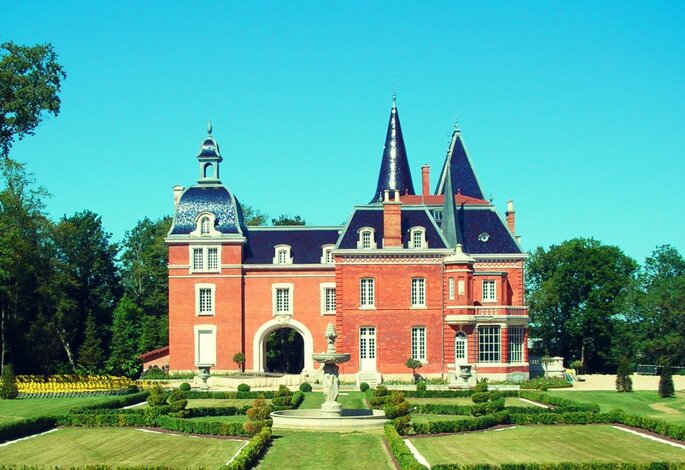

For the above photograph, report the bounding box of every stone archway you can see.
[265,328,304,373]
[252,318,314,373]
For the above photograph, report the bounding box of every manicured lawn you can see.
[411,414,473,424]
[548,391,685,423]
[186,398,256,408]
[410,424,685,466]
[0,427,244,468]
[300,392,368,410]
[408,397,534,407]
[0,396,132,424]
[256,430,393,470]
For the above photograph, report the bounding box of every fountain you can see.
[270,322,387,430]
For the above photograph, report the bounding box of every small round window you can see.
[478,232,490,242]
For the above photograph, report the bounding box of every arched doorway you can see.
[265,327,304,373]
[252,318,314,373]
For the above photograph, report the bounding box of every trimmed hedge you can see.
[384,424,427,469]
[0,417,57,444]
[156,415,249,436]
[432,463,685,470]
[68,391,149,413]
[404,390,520,399]
[186,391,276,399]
[412,412,509,435]
[614,412,685,442]
[519,391,600,413]
[225,427,272,470]
[186,406,249,417]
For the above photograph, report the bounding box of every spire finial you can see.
[207,121,213,136]
[453,119,460,134]
[392,91,397,108]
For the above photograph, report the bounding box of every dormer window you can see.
[200,217,211,235]
[357,228,376,250]
[191,212,217,237]
[273,245,293,265]
[409,227,427,249]
[321,245,335,264]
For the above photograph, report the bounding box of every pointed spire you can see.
[370,97,416,203]
[435,128,485,200]
[440,164,461,247]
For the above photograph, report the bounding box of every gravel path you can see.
[558,374,685,391]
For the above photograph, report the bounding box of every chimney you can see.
[505,200,515,235]
[421,165,430,198]
[383,189,402,248]
[173,185,185,206]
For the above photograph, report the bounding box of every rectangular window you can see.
[362,231,372,249]
[448,278,455,300]
[482,280,497,302]
[198,288,213,315]
[360,278,375,307]
[509,327,524,363]
[411,326,426,361]
[411,277,426,307]
[412,231,423,249]
[193,248,204,271]
[325,249,333,264]
[478,325,501,363]
[207,248,219,271]
[324,287,336,314]
[276,288,291,313]
[458,279,465,296]
[277,250,287,264]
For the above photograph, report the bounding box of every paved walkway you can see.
[558,374,685,391]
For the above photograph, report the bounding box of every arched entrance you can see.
[253,318,314,373]
[265,328,304,373]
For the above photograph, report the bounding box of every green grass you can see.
[256,430,393,470]
[187,414,248,423]
[408,397,534,407]
[0,396,131,424]
[411,424,685,466]
[0,427,244,468]
[411,414,474,424]
[186,398,256,408]
[299,392,368,410]
[547,390,685,423]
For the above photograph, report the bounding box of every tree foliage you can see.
[0,42,66,158]
[271,214,305,226]
[241,203,267,226]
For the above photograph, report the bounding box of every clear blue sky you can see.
[2,1,684,263]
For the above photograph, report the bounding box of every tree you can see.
[405,358,423,383]
[77,314,104,373]
[615,356,633,392]
[233,352,246,372]
[106,296,143,377]
[526,238,637,373]
[659,362,675,398]
[0,42,66,158]
[241,203,267,226]
[271,214,305,226]
[0,363,18,399]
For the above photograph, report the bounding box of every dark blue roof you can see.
[435,132,485,200]
[370,103,416,203]
[448,208,521,254]
[338,208,448,250]
[169,186,244,235]
[243,228,341,264]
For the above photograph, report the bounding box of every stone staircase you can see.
[356,371,382,388]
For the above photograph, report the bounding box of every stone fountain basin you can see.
[271,408,387,430]
[312,353,351,364]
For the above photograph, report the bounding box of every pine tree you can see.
[107,296,142,377]
[659,363,675,398]
[615,356,633,392]
[0,363,19,399]
[77,314,104,373]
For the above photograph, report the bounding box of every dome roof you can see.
[169,185,245,235]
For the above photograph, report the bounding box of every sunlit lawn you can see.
[408,397,534,407]
[0,396,131,424]
[411,424,685,466]
[547,390,685,423]
[299,392,368,410]
[256,430,393,470]
[0,427,244,468]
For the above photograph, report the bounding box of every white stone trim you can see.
[252,318,314,373]
[195,283,216,316]
[357,227,377,249]
[320,282,336,315]
[408,226,427,249]
[189,212,222,238]
[188,245,222,274]
[273,244,293,265]
[321,244,335,264]
[272,282,294,316]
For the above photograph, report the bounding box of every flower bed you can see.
[13,375,134,396]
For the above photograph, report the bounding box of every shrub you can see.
[227,427,271,470]
[470,398,505,416]
[616,356,633,392]
[474,378,488,392]
[405,358,423,383]
[416,381,427,392]
[179,382,191,392]
[0,365,19,399]
[272,385,293,408]
[244,395,273,435]
[0,417,56,443]
[359,382,369,392]
[471,392,489,403]
[140,366,168,379]
[519,376,571,390]
[233,352,246,372]
[659,363,675,398]
[384,391,412,434]
[291,391,305,408]
[146,385,170,407]
[237,383,251,393]
[384,424,425,470]
[488,390,504,401]
[299,382,312,393]
[370,385,390,408]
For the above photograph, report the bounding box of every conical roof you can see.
[435,129,484,200]
[440,164,462,248]
[370,98,415,203]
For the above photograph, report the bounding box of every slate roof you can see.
[243,227,342,264]
[447,207,522,254]
[370,101,416,203]
[435,130,485,200]
[338,207,448,250]
[169,186,245,235]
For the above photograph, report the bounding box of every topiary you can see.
[359,382,369,392]
[659,363,675,398]
[146,385,170,407]
[244,395,273,436]
[616,356,633,393]
[369,385,390,408]
[488,390,504,401]
[237,383,251,392]
[179,382,191,392]
[471,392,489,403]
[272,385,293,407]
[416,381,427,392]
[299,382,312,393]
[383,391,412,434]
[475,378,489,392]
[0,364,19,399]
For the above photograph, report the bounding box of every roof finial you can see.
[207,121,213,136]
[453,119,460,134]
[392,90,397,108]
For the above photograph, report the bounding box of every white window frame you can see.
[273,244,293,265]
[411,277,426,308]
[360,278,375,309]
[448,278,455,300]
[482,279,497,302]
[320,282,336,315]
[194,324,217,366]
[357,227,377,250]
[411,326,427,362]
[458,279,465,296]
[189,245,221,273]
[509,326,524,363]
[321,244,335,264]
[195,283,216,316]
[272,283,294,315]
[190,212,218,237]
[409,226,427,249]
[455,331,468,364]
[478,325,501,363]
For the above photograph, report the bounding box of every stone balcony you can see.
[445,305,528,325]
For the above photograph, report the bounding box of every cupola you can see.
[197,122,223,185]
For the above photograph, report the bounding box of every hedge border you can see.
[224,426,271,470]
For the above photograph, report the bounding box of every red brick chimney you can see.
[421,165,430,199]
[505,200,515,235]
[383,189,402,247]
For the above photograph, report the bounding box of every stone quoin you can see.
[161,100,529,383]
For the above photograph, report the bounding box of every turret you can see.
[435,126,485,201]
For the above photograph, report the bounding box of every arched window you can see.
[273,245,292,264]
[321,245,335,264]
[455,331,468,365]
[200,216,211,235]
[357,227,376,249]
